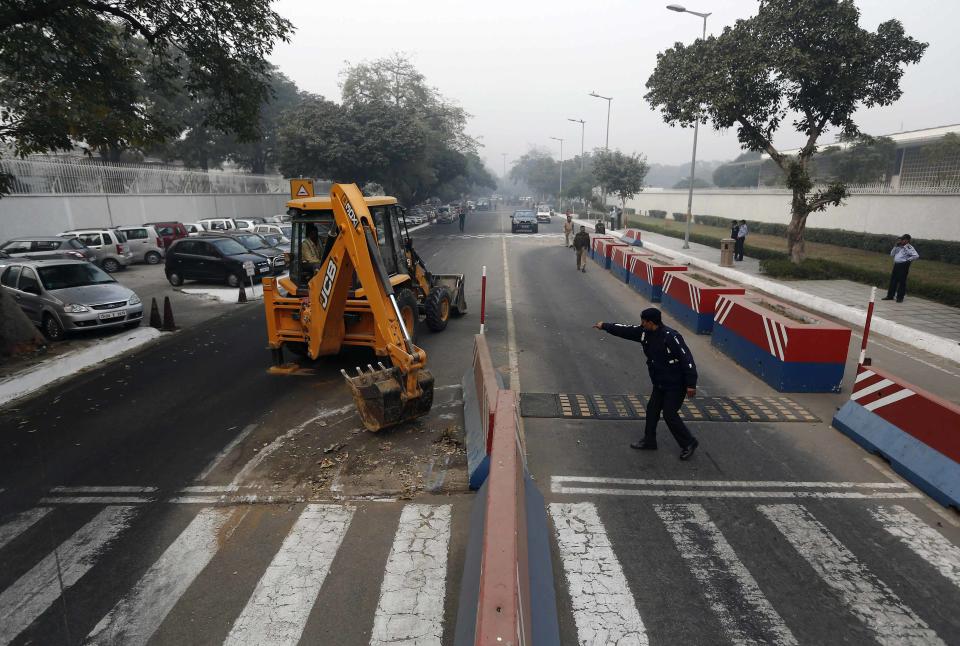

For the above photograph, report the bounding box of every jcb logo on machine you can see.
[341,197,360,229]
[320,259,338,309]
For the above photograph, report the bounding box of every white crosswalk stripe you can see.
[0,506,137,646]
[224,504,354,646]
[549,502,648,646]
[86,507,246,645]
[655,504,798,646]
[370,504,452,645]
[870,505,960,590]
[0,507,51,551]
[759,504,945,646]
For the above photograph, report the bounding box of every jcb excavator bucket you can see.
[433,273,468,315]
[342,364,435,432]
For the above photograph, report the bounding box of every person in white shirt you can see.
[884,234,920,302]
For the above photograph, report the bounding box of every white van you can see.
[116,225,165,264]
[198,218,238,232]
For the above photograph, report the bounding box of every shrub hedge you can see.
[626,217,960,307]
[649,209,667,219]
[672,212,689,222]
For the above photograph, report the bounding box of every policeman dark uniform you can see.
[594,307,700,460]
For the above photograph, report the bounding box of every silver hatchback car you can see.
[0,259,144,341]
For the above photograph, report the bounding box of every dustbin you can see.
[720,238,735,267]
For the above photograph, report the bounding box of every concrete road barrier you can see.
[627,255,688,302]
[712,294,851,392]
[610,246,653,283]
[462,334,503,490]
[661,270,745,334]
[622,228,644,246]
[454,391,561,646]
[591,238,628,270]
[834,365,960,509]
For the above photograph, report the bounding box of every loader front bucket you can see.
[433,273,468,315]
[343,365,435,431]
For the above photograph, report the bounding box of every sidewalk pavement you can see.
[576,219,960,365]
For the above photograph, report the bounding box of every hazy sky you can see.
[270,0,960,173]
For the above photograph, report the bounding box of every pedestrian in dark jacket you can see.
[883,234,919,302]
[734,220,748,261]
[573,226,591,272]
[593,307,700,460]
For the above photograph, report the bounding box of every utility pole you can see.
[589,92,613,220]
[549,137,564,212]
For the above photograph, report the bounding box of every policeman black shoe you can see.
[679,439,699,460]
[630,441,657,450]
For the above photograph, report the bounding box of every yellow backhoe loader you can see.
[262,182,467,431]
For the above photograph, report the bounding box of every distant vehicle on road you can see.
[511,209,538,233]
[165,236,272,287]
[144,221,188,248]
[116,225,165,265]
[0,236,96,263]
[536,205,553,223]
[0,259,143,341]
[436,206,456,223]
[60,229,133,272]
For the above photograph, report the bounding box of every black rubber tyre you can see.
[533,225,539,234]
[424,286,451,332]
[226,272,242,288]
[101,258,121,273]
[394,288,419,342]
[42,313,65,342]
[286,342,309,357]
[145,251,162,265]
[511,225,517,233]
[167,271,183,286]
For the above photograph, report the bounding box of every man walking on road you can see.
[563,215,574,247]
[883,233,919,302]
[734,220,748,261]
[593,308,700,460]
[458,202,467,232]
[573,225,590,272]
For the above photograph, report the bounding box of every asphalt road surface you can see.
[0,209,958,645]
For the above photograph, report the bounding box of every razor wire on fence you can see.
[0,157,286,195]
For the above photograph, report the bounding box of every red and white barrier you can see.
[660,271,745,334]
[464,334,502,489]
[591,237,627,269]
[622,228,643,246]
[627,255,688,301]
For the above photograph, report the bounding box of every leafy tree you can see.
[673,177,712,190]
[509,150,559,199]
[713,151,762,187]
[820,135,897,184]
[561,153,597,207]
[645,0,926,262]
[593,149,649,216]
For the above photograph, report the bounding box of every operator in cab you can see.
[302,224,323,273]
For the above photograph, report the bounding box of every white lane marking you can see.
[553,486,922,499]
[85,507,244,645]
[863,389,915,412]
[50,486,157,493]
[370,504,452,646]
[855,369,876,383]
[0,506,136,646]
[39,496,153,504]
[196,424,258,481]
[552,476,908,489]
[180,485,239,493]
[850,331,960,379]
[0,507,51,551]
[656,504,797,646]
[501,235,520,391]
[850,379,895,401]
[870,505,960,590]
[549,502,648,646]
[224,505,354,646]
[230,405,354,487]
[759,504,945,646]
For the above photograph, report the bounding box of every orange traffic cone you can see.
[149,298,162,329]
[162,296,176,331]
[238,286,247,303]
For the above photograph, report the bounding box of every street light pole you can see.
[568,118,586,216]
[501,152,507,179]
[667,4,710,249]
[549,136,564,212]
[589,91,613,221]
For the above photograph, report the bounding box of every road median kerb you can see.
[574,219,960,365]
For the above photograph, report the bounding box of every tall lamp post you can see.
[568,118,585,215]
[667,4,710,249]
[549,136,565,212]
[589,91,612,220]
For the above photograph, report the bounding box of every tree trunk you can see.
[787,192,810,263]
[0,289,45,361]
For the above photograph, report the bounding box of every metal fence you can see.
[0,157,286,195]
[648,182,960,195]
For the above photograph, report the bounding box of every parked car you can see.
[116,225,165,265]
[260,233,290,255]
[0,259,143,341]
[234,219,257,232]
[183,222,205,236]
[536,205,552,223]
[60,229,133,272]
[266,214,290,223]
[198,217,238,232]
[144,221,188,248]
[200,232,286,275]
[0,236,96,263]
[511,210,538,233]
[165,236,272,287]
[254,223,292,242]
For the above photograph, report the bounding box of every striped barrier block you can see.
[587,235,615,261]
[711,294,850,392]
[610,246,653,283]
[833,365,960,508]
[660,271,746,334]
[462,334,503,490]
[591,237,627,269]
[622,228,644,246]
[627,255,688,302]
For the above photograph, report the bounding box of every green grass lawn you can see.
[626,215,960,306]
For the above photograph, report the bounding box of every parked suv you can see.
[144,221,188,248]
[0,236,96,263]
[0,259,143,341]
[60,229,133,272]
[117,226,165,265]
[165,236,272,287]
[199,232,286,275]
